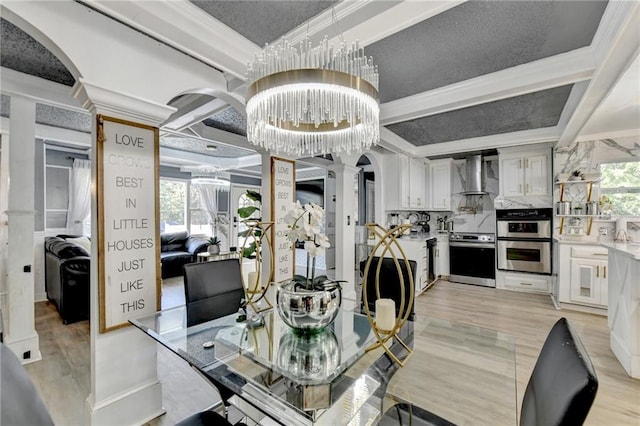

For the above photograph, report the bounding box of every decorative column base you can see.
[86,380,165,425]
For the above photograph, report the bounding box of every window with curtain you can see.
[65,159,92,236]
[600,161,640,216]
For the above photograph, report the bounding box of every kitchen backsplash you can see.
[554,135,640,242]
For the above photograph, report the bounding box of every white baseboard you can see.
[86,380,165,426]
[35,292,47,303]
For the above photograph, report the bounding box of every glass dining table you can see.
[130,306,516,425]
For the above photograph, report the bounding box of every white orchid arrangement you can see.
[284,201,336,290]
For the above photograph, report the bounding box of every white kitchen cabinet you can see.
[385,153,427,211]
[435,234,449,277]
[428,159,453,211]
[557,243,608,314]
[498,149,550,198]
[410,158,426,209]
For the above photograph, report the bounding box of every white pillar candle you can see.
[375,298,396,332]
[247,271,260,292]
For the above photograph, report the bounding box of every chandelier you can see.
[246,36,379,156]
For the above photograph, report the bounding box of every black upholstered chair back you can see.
[183,259,244,327]
[1,343,54,425]
[360,256,416,321]
[520,317,598,426]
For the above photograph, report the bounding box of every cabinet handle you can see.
[525,158,529,168]
[520,282,533,286]
[596,265,599,278]
[519,184,522,193]
[518,159,522,169]
[593,253,607,256]
[603,266,607,279]
[407,196,410,204]
[417,197,421,204]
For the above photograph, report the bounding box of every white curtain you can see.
[198,183,219,234]
[66,159,92,235]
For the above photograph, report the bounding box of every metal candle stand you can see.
[362,223,414,367]
[239,220,275,314]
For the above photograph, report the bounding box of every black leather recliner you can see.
[160,231,209,279]
[44,236,90,324]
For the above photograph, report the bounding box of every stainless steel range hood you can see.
[462,154,487,195]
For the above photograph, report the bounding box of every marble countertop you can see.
[553,237,609,246]
[601,242,640,260]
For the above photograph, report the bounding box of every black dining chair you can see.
[183,259,245,327]
[377,317,598,426]
[181,259,246,422]
[1,343,54,426]
[520,317,598,426]
[360,256,417,321]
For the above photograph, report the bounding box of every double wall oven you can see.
[496,209,552,275]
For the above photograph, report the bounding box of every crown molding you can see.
[381,47,595,126]
[0,117,92,147]
[74,79,176,126]
[379,127,418,156]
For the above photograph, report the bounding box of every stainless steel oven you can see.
[496,209,553,275]
[449,233,496,287]
[497,240,551,274]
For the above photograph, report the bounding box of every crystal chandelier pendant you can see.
[246,36,380,156]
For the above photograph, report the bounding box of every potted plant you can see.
[207,236,221,255]
[238,189,262,258]
[276,201,343,334]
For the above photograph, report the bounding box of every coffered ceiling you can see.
[1,0,638,169]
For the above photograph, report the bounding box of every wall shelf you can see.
[557,180,597,236]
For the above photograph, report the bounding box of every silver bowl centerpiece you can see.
[276,328,340,384]
[276,279,342,333]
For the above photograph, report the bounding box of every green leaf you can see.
[242,242,257,258]
[246,190,262,203]
[238,229,251,238]
[313,275,329,285]
[238,206,260,218]
[291,275,307,284]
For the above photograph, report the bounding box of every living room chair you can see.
[376,317,598,426]
[182,259,246,420]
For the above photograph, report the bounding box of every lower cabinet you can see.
[558,243,608,314]
[496,270,551,293]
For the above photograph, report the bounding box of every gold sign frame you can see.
[96,114,161,333]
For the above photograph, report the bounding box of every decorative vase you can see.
[276,280,341,334]
[207,245,220,255]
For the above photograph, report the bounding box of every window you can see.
[600,161,640,216]
[159,179,187,233]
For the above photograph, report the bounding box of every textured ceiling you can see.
[36,104,91,133]
[367,0,607,102]
[203,107,247,136]
[0,94,9,117]
[190,0,336,46]
[0,18,75,86]
[386,85,573,146]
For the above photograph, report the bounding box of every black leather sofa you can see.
[44,236,90,324]
[160,231,209,279]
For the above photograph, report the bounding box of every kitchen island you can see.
[602,242,640,379]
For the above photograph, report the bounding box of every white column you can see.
[331,164,359,304]
[4,96,40,363]
[75,80,175,426]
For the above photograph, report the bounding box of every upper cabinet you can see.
[428,159,453,211]
[499,148,551,198]
[385,153,427,210]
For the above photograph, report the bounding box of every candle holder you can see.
[239,220,275,314]
[362,223,414,367]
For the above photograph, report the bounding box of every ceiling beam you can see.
[380,47,595,126]
[0,67,85,112]
[163,98,230,132]
[83,0,257,79]
[414,127,559,158]
[557,1,640,147]
[188,123,255,152]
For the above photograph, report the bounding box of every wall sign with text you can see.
[97,115,160,333]
[271,157,295,283]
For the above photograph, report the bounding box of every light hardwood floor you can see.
[23,279,640,425]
